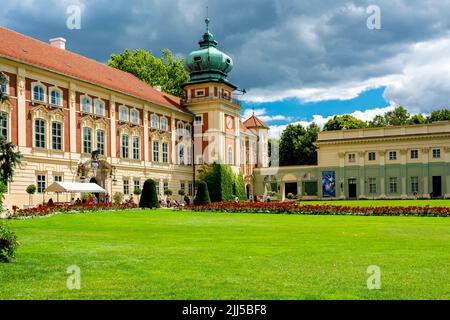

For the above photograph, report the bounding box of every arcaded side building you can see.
[0,21,269,209]
[255,122,450,200]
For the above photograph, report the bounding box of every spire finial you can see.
[205,6,210,32]
[252,106,255,116]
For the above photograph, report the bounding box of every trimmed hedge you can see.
[194,181,211,205]
[0,223,19,263]
[139,179,160,209]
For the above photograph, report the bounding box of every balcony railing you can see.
[181,95,242,107]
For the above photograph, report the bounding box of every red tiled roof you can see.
[0,27,187,113]
[243,115,269,128]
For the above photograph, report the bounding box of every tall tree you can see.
[0,136,22,186]
[368,114,386,128]
[323,115,367,131]
[427,109,450,122]
[279,123,319,166]
[408,113,426,125]
[108,49,189,98]
[384,106,410,126]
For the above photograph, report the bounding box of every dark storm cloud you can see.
[2,0,450,111]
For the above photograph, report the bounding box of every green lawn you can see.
[301,199,450,207]
[1,210,449,300]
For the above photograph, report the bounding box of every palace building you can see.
[0,20,268,208]
[1,20,449,208]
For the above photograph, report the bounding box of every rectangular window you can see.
[432,148,441,159]
[82,127,92,154]
[180,182,185,194]
[0,77,7,93]
[37,175,46,193]
[121,134,129,158]
[411,176,419,194]
[151,115,159,129]
[368,152,376,161]
[156,181,160,195]
[195,90,205,97]
[96,130,105,155]
[162,142,168,163]
[194,115,203,125]
[153,141,159,162]
[34,119,46,148]
[119,107,128,122]
[54,175,63,182]
[389,151,397,161]
[164,181,169,192]
[348,153,356,162]
[389,177,398,194]
[410,149,419,159]
[123,179,129,195]
[51,122,62,151]
[132,136,140,160]
[0,112,8,140]
[94,100,105,117]
[188,183,193,196]
[131,110,139,124]
[368,178,377,194]
[133,179,140,192]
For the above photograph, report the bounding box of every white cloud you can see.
[268,105,395,138]
[242,108,291,123]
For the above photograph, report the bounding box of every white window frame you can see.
[119,106,129,122]
[82,127,92,154]
[432,148,441,159]
[368,178,377,194]
[160,117,168,131]
[179,145,185,165]
[81,95,92,113]
[130,109,139,125]
[132,136,140,160]
[368,152,376,161]
[410,149,419,159]
[121,134,129,158]
[177,122,184,137]
[123,179,130,195]
[49,87,63,106]
[389,151,397,161]
[94,99,105,117]
[153,140,159,162]
[186,145,192,165]
[194,115,203,126]
[195,89,205,97]
[51,121,63,151]
[162,142,168,163]
[348,153,356,163]
[37,174,46,193]
[389,177,398,194]
[227,145,233,165]
[185,124,191,138]
[151,114,159,129]
[0,73,9,95]
[34,118,46,149]
[411,176,419,194]
[96,129,105,155]
[0,111,8,140]
[32,82,46,102]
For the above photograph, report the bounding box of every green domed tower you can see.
[184,17,235,87]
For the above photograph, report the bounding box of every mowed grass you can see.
[1,210,449,300]
[301,199,450,207]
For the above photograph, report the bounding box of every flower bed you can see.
[185,202,450,217]
[9,203,138,219]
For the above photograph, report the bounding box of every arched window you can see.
[0,112,8,140]
[151,114,159,129]
[131,109,139,124]
[82,127,92,154]
[32,84,45,102]
[185,124,191,138]
[34,119,46,148]
[119,106,128,122]
[160,117,168,131]
[49,88,62,106]
[177,122,184,137]
[94,99,105,116]
[228,145,233,165]
[81,96,92,113]
[179,145,185,165]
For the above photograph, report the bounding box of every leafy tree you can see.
[279,123,319,166]
[368,115,386,128]
[194,181,211,205]
[0,136,22,186]
[323,115,367,131]
[108,49,189,98]
[384,106,410,126]
[408,113,426,125]
[427,109,450,122]
[139,179,160,208]
[26,184,37,206]
[233,172,247,201]
[0,223,20,263]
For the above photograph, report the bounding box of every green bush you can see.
[286,193,296,200]
[194,181,211,205]
[178,189,185,196]
[139,179,160,208]
[234,172,247,201]
[0,181,6,209]
[113,192,124,203]
[133,188,142,196]
[164,189,173,196]
[0,223,19,263]
[26,184,36,195]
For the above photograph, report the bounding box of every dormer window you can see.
[32,83,45,102]
[81,96,92,113]
[94,99,105,117]
[151,114,159,129]
[119,106,128,122]
[131,109,139,125]
[49,88,62,106]
[195,89,205,97]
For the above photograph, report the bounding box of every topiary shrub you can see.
[139,179,160,208]
[0,223,19,263]
[164,189,173,196]
[194,181,211,205]
[26,184,37,206]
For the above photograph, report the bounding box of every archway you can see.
[89,177,101,203]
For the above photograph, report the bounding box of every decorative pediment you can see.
[0,100,12,113]
[79,114,96,127]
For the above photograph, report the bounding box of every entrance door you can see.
[348,179,357,199]
[432,176,442,198]
[285,183,298,198]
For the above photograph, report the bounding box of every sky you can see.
[1,0,450,137]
